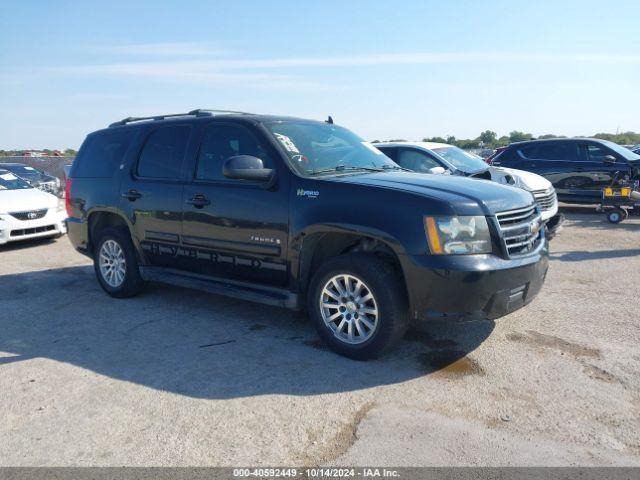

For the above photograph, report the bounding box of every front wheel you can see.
[307,254,409,360]
[94,227,146,298]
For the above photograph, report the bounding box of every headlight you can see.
[424,216,492,254]
[57,202,66,212]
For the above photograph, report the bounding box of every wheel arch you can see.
[295,225,408,296]
[87,209,143,260]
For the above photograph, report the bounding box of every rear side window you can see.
[73,130,134,178]
[137,126,191,179]
[519,143,579,161]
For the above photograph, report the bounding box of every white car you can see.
[0,169,66,245]
[375,141,560,224]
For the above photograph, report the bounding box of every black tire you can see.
[307,253,410,360]
[607,208,624,224]
[93,227,146,298]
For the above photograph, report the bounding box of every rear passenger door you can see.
[119,124,192,268]
[180,122,289,286]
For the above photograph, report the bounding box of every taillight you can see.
[65,178,73,216]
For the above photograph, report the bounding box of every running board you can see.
[139,267,301,310]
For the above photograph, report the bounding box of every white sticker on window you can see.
[275,133,300,154]
[362,142,384,155]
[1,173,17,181]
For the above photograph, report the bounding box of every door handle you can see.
[186,194,211,208]
[121,189,142,201]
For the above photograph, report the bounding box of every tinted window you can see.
[196,124,271,181]
[137,126,190,179]
[397,149,441,172]
[586,144,615,162]
[520,143,579,161]
[377,146,398,162]
[73,130,134,178]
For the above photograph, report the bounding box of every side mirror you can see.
[428,166,446,175]
[223,155,275,183]
[603,155,617,164]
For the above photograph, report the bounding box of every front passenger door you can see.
[181,122,289,286]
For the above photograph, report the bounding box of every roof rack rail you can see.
[187,109,254,116]
[108,109,254,127]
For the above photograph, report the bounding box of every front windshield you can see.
[431,146,488,173]
[265,121,399,175]
[0,171,32,190]
[602,140,640,161]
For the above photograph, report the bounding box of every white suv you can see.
[0,169,66,245]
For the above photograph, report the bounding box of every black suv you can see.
[491,138,640,204]
[66,110,548,359]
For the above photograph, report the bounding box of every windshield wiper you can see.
[309,165,384,176]
[381,164,411,172]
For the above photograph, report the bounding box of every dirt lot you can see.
[1,206,639,466]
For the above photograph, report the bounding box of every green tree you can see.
[509,131,533,143]
[422,136,447,143]
[479,130,497,147]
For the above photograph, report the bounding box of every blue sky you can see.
[1,0,639,149]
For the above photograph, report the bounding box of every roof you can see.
[374,141,453,150]
[507,137,613,148]
[105,109,327,129]
[0,163,29,167]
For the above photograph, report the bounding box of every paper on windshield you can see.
[274,133,300,154]
[0,173,17,181]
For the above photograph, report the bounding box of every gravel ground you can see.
[0,206,639,466]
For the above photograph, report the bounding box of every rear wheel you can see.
[308,254,409,360]
[93,227,146,298]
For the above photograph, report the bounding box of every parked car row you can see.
[0,169,67,245]
[65,110,549,359]
[0,162,63,197]
[487,138,640,205]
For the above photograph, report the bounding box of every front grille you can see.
[531,188,557,212]
[9,209,48,221]
[495,205,543,257]
[10,225,56,237]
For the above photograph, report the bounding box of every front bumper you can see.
[400,246,549,321]
[0,209,67,245]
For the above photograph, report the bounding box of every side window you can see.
[137,126,190,179]
[378,147,398,162]
[586,144,615,162]
[73,130,134,178]
[520,143,578,161]
[397,149,441,172]
[196,124,272,181]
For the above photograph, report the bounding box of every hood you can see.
[0,187,59,213]
[328,171,535,215]
[491,167,552,191]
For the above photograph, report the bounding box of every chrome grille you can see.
[531,187,557,212]
[495,205,543,257]
[9,209,48,221]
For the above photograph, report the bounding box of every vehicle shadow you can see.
[0,236,60,252]
[0,266,495,399]
[558,205,640,232]
[550,249,640,262]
